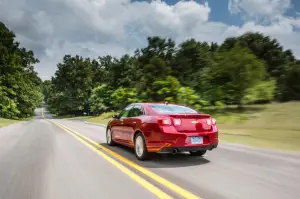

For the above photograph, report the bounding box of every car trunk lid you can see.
[168,114,212,132]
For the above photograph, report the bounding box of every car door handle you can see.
[133,122,136,124]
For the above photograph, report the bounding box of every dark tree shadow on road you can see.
[100,143,210,168]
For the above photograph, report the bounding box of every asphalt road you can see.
[0,108,299,199]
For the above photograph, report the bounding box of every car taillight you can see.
[173,118,181,126]
[212,118,216,125]
[157,118,172,126]
[206,118,216,126]
[206,119,212,126]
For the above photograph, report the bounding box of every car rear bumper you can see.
[146,131,219,153]
[158,143,218,153]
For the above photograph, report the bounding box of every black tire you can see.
[134,133,150,161]
[106,128,115,146]
[189,150,207,156]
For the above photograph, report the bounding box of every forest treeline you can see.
[0,22,42,119]
[1,21,299,118]
[43,31,300,116]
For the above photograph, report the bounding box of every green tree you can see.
[111,88,139,111]
[278,64,300,101]
[172,39,212,89]
[0,22,42,118]
[201,44,266,107]
[103,54,137,89]
[0,84,20,118]
[137,56,172,100]
[91,59,105,86]
[221,32,299,101]
[221,32,293,78]
[134,37,175,97]
[136,36,175,67]
[177,87,200,107]
[152,76,180,103]
[89,84,114,114]
[41,80,52,102]
[49,55,93,115]
[242,79,276,104]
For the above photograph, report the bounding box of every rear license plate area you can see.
[190,136,203,144]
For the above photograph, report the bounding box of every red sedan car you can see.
[106,102,218,160]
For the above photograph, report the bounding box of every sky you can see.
[0,0,299,80]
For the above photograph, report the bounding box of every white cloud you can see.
[227,0,300,58]
[38,40,128,80]
[228,0,291,20]
[0,0,212,79]
[234,20,300,58]
[289,18,300,28]
[0,0,299,80]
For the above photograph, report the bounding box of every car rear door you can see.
[122,105,144,145]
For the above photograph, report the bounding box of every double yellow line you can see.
[42,108,201,199]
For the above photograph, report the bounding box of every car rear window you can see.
[150,104,198,114]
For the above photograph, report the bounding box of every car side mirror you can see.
[112,114,119,119]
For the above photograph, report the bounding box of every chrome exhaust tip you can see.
[172,148,178,154]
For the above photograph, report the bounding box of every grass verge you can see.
[86,112,117,125]
[0,118,21,128]
[207,102,300,152]
[50,113,92,120]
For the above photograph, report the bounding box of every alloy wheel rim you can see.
[107,129,112,144]
[135,136,144,157]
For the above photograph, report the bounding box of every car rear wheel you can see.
[106,128,115,146]
[189,150,207,156]
[134,133,149,161]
